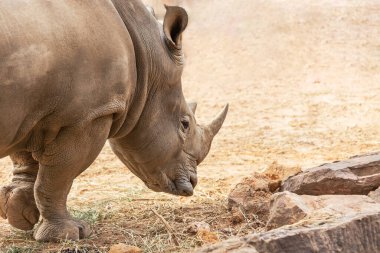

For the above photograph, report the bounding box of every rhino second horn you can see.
[207,104,229,136]
[188,102,197,114]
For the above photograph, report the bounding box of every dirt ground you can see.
[1,0,380,252]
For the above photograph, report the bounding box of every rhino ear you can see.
[163,5,188,48]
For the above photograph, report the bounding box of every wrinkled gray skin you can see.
[0,0,228,242]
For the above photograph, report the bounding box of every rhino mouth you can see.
[145,170,197,196]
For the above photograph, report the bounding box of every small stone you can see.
[187,221,211,234]
[109,243,142,253]
[197,230,219,244]
[230,206,245,224]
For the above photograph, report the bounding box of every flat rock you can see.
[197,211,380,253]
[281,153,380,195]
[369,187,380,203]
[267,191,380,229]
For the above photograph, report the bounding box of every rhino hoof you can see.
[0,183,40,230]
[34,218,91,242]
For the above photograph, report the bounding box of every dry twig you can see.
[131,198,170,202]
[151,208,180,246]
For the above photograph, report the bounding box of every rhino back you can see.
[0,0,137,156]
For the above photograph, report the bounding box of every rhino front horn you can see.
[207,104,229,136]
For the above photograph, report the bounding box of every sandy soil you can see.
[1,0,380,252]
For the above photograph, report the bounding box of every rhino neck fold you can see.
[110,0,160,139]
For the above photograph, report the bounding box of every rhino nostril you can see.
[181,187,193,196]
[176,180,194,196]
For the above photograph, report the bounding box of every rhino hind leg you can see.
[0,151,40,230]
[33,117,111,242]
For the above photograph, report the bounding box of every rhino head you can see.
[110,5,228,196]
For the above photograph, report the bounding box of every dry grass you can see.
[0,185,266,253]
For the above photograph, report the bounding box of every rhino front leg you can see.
[0,151,40,230]
[33,117,111,242]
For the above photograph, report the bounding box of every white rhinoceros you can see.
[0,0,228,242]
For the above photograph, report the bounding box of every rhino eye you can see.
[181,120,190,130]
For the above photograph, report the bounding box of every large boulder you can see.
[214,157,380,253]
[196,211,380,253]
[267,191,380,229]
[281,153,380,195]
